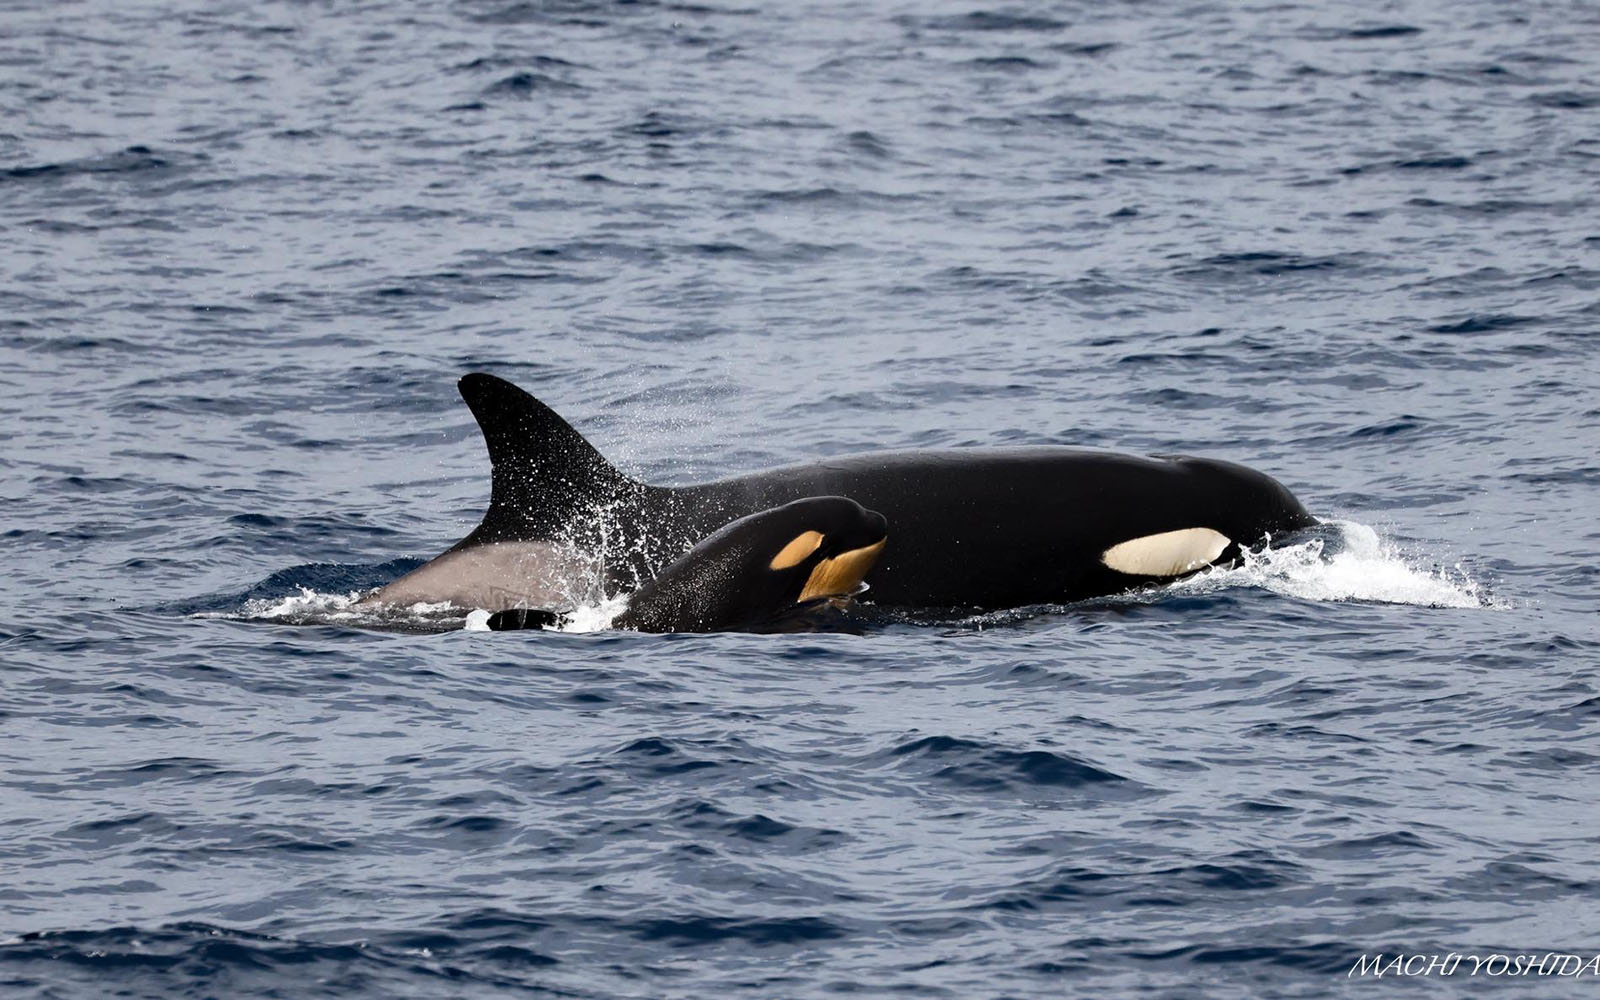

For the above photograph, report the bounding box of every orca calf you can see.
[486,496,887,633]
[366,373,1317,622]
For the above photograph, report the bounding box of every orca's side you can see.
[368,373,1319,613]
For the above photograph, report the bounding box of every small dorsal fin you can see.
[455,373,637,545]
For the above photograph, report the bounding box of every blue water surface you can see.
[3,0,1598,997]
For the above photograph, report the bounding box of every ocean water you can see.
[3,0,1598,997]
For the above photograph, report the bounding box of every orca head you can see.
[613,496,888,632]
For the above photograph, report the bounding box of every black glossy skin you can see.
[652,448,1316,607]
[613,497,886,632]
[442,374,1320,611]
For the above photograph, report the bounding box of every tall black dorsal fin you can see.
[454,373,637,545]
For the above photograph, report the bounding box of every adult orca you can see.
[365,373,1318,614]
[486,496,887,632]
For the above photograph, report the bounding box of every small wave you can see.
[1167,520,1496,609]
[901,12,1067,32]
[627,914,846,946]
[885,735,1149,800]
[1,145,193,183]
[1529,90,1600,110]
[483,71,581,96]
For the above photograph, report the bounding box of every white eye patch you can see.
[1100,527,1230,577]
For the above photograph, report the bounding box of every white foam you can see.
[240,587,364,621]
[555,594,631,633]
[456,595,628,633]
[1167,520,1499,609]
[196,587,469,628]
[204,582,627,634]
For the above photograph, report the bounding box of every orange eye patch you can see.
[769,530,824,570]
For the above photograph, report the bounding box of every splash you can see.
[1168,520,1498,609]
[555,594,631,633]
[239,588,366,622]
[198,587,469,631]
[461,595,630,633]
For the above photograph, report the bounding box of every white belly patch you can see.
[1100,527,1231,577]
